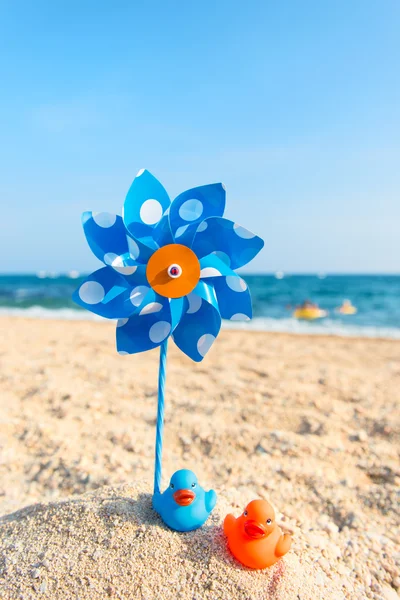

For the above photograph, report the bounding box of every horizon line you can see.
[1,271,400,277]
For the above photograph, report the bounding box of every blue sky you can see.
[0,0,399,274]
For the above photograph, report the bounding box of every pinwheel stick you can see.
[154,339,168,495]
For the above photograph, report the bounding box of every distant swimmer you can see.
[293,300,328,320]
[336,299,357,315]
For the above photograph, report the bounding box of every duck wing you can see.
[205,489,217,513]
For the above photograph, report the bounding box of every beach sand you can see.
[0,317,399,599]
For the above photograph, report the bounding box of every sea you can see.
[1,273,399,339]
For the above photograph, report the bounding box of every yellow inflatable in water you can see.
[293,307,327,320]
[338,306,357,315]
[337,300,357,315]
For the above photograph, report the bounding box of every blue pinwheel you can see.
[73,169,263,523]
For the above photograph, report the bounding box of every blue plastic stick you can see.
[154,339,168,495]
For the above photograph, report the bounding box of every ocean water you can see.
[0,273,399,339]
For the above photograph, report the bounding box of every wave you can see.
[0,306,103,321]
[224,317,400,339]
[1,306,400,339]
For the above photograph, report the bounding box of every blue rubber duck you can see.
[153,469,217,532]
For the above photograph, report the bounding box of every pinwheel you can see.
[73,169,264,526]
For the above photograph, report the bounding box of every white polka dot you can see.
[197,221,208,233]
[179,199,203,222]
[149,321,171,343]
[104,252,118,266]
[110,256,123,267]
[212,251,231,266]
[117,318,129,327]
[200,267,222,278]
[118,350,129,355]
[221,183,226,191]
[111,255,137,276]
[78,281,105,304]
[230,313,250,321]
[130,285,150,307]
[136,168,145,177]
[233,224,255,239]
[115,265,137,275]
[104,253,137,275]
[175,224,189,238]
[197,333,216,357]
[92,212,117,228]
[226,276,247,292]
[127,237,140,260]
[139,302,163,315]
[140,199,163,225]
[186,292,202,314]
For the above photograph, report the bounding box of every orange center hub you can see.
[146,244,200,298]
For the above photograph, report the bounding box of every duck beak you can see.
[173,489,196,506]
[244,520,267,539]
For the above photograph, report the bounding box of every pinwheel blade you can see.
[199,253,235,279]
[170,296,188,330]
[188,280,219,311]
[82,211,154,267]
[152,210,174,247]
[191,217,264,269]
[169,183,226,247]
[123,169,171,243]
[73,267,136,319]
[173,288,221,361]
[116,298,172,355]
[212,276,252,321]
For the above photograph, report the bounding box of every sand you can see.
[0,317,399,599]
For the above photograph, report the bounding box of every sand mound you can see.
[0,482,346,600]
[1,321,399,599]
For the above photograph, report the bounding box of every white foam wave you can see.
[1,307,400,339]
[0,306,104,321]
[223,317,400,339]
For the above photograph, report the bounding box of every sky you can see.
[0,0,399,274]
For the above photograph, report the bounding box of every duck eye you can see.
[244,510,248,517]
[266,518,272,524]
[191,483,196,488]
[170,483,174,489]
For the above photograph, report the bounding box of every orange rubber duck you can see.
[224,499,292,569]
